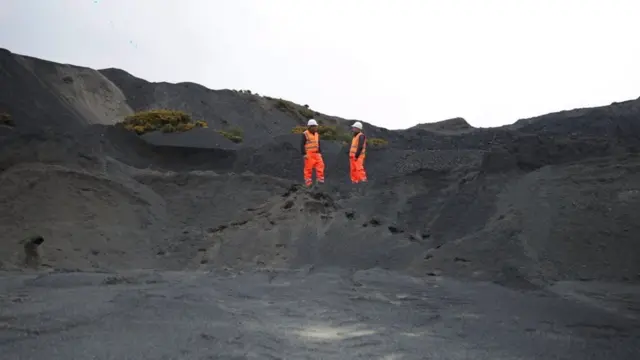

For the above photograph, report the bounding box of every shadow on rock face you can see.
[480,149,518,173]
[22,235,45,269]
[303,191,337,215]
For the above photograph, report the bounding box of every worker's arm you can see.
[354,134,366,158]
[300,134,307,155]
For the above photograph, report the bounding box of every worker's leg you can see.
[356,156,367,182]
[349,157,358,183]
[315,154,325,183]
[303,155,313,186]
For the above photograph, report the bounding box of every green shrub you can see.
[217,127,243,143]
[121,109,207,135]
[0,112,14,127]
[274,98,317,120]
[275,99,294,112]
[298,107,315,119]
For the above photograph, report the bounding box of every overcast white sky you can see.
[1,0,639,129]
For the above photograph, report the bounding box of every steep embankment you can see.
[1,48,640,287]
[0,48,132,132]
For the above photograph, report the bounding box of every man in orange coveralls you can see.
[300,119,325,187]
[349,121,367,183]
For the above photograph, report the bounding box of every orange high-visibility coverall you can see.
[302,130,325,186]
[349,132,367,183]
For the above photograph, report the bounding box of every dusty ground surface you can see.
[1,269,639,360]
[2,48,640,358]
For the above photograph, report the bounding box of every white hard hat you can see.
[307,119,318,126]
[352,121,363,129]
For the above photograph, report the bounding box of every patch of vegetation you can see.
[271,97,317,121]
[217,126,244,143]
[0,112,14,127]
[297,106,315,119]
[367,138,389,148]
[233,89,257,96]
[121,109,207,135]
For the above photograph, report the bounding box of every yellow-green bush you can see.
[367,138,389,148]
[217,127,243,143]
[291,126,307,135]
[0,112,14,127]
[176,122,196,132]
[121,109,207,135]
